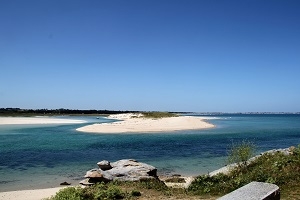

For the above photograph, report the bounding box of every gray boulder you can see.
[81,159,158,186]
[108,159,157,181]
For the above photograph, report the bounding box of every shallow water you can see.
[0,114,300,192]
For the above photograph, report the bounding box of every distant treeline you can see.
[1,108,298,116]
[0,108,139,116]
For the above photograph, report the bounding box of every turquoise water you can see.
[0,114,300,192]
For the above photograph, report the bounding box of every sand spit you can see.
[0,187,65,200]
[0,117,86,125]
[77,113,215,133]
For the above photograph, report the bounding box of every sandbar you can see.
[0,117,86,125]
[0,187,65,200]
[76,113,214,133]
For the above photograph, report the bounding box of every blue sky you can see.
[1,0,299,112]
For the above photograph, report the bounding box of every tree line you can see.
[0,108,138,116]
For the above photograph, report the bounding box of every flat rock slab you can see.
[217,182,280,200]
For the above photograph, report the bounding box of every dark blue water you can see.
[0,114,299,191]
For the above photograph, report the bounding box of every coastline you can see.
[1,114,299,199]
[0,148,293,200]
[0,117,86,125]
[76,113,215,133]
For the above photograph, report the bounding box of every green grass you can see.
[140,112,178,118]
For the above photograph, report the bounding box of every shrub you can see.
[47,183,126,200]
[188,173,233,195]
[95,184,125,199]
[48,187,83,200]
[137,179,169,191]
[227,140,256,168]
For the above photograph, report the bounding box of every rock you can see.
[264,148,292,156]
[84,168,109,183]
[60,181,71,185]
[80,159,158,186]
[97,160,112,171]
[289,146,296,154]
[163,176,195,189]
[84,169,104,179]
[108,159,157,181]
[80,178,99,185]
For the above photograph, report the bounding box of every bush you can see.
[47,183,125,200]
[135,179,169,191]
[227,140,256,168]
[188,173,233,195]
[95,184,125,199]
[48,187,83,200]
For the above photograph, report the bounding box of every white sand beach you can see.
[0,187,65,200]
[77,113,214,133]
[0,117,86,125]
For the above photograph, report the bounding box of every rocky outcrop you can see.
[80,159,158,186]
[209,147,295,176]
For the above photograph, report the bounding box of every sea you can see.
[0,114,300,192]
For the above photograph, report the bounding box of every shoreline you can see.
[0,148,294,200]
[0,187,66,200]
[76,113,215,133]
[0,117,86,125]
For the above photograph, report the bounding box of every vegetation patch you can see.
[188,144,300,199]
[46,179,201,200]
[141,112,178,119]
[164,177,186,183]
[46,183,126,200]
[227,140,256,168]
